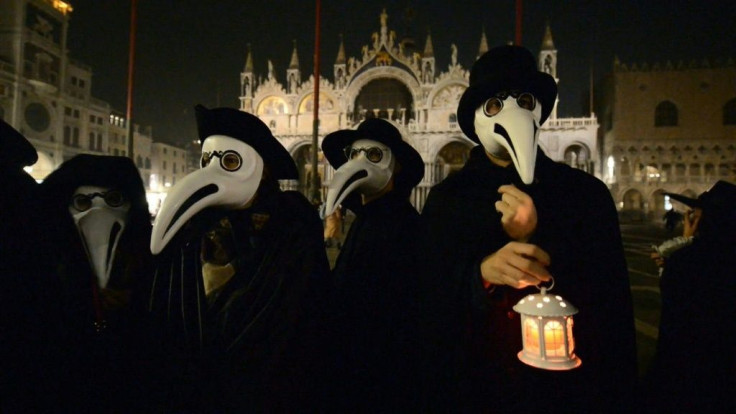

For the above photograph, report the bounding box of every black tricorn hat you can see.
[322,118,424,191]
[1,118,38,168]
[457,45,558,143]
[665,180,736,212]
[195,104,298,180]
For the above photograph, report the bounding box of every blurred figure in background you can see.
[645,180,736,413]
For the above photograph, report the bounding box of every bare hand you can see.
[683,208,702,238]
[495,185,538,241]
[479,242,552,289]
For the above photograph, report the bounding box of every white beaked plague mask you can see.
[150,135,264,255]
[69,185,130,288]
[474,91,542,184]
[324,138,395,216]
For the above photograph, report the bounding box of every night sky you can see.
[65,0,735,146]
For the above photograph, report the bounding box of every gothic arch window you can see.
[622,189,643,210]
[353,78,413,124]
[136,155,143,168]
[718,163,732,177]
[449,113,457,127]
[723,98,736,125]
[145,157,151,169]
[63,126,70,144]
[436,141,472,179]
[655,101,678,127]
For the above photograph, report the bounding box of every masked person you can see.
[644,181,736,413]
[321,118,425,411]
[148,105,331,412]
[0,119,43,412]
[419,45,637,413]
[29,155,155,411]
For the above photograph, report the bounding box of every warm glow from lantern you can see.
[544,320,566,356]
[524,318,540,353]
[514,287,581,370]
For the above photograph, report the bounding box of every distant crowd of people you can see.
[1,45,733,413]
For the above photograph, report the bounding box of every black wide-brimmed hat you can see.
[1,118,38,168]
[195,104,298,180]
[457,45,558,143]
[665,180,736,212]
[322,118,424,191]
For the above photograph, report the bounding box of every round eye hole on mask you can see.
[344,146,386,163]
[201,150,243,171]
[71,190,126,212]
[483,92,537,117]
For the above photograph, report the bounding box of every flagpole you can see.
[310,0,321,203]
[126,0,137,160]
[515,0,523,46]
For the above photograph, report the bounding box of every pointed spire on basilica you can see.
[541,21,555,50]
[289,40,300,69]
[477,27,489,59]
[244,43,253,72]
[336,34,346,64]
[423,30,434,57]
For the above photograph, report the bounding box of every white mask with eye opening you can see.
[474,92,542,184]
[323,138,395,216]
[69,185,131,288]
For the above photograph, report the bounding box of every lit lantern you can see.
[512,284,581,370]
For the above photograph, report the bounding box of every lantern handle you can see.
[536,276,555,293]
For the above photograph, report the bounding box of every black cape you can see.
[325,191,422,411]
[149,188,331,412]
[419,146,637,413]
[645,220,736,412]
[21,155,155,412]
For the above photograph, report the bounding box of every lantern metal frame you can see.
[512,281,582,371]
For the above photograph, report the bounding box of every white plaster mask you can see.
[150,135,264,255]
[474,93,542,184]
[69,185,130,288]
[324,138,395,216]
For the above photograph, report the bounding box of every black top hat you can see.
[195,105,298,180]
[322,118,424,192]
[665,180,736,212]
[1,118,38,168]
[457,45,558,143]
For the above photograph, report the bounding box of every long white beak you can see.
[150,156,262,255]
[75,208,127,288]
[324,162,371,217]
[491,108,538,184]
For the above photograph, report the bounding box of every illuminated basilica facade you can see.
[239,9,599,210]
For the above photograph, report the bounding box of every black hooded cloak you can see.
[28,155,155,411]
[419,146,637,413]
[149,182,331,412]
[325,189,422,411]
